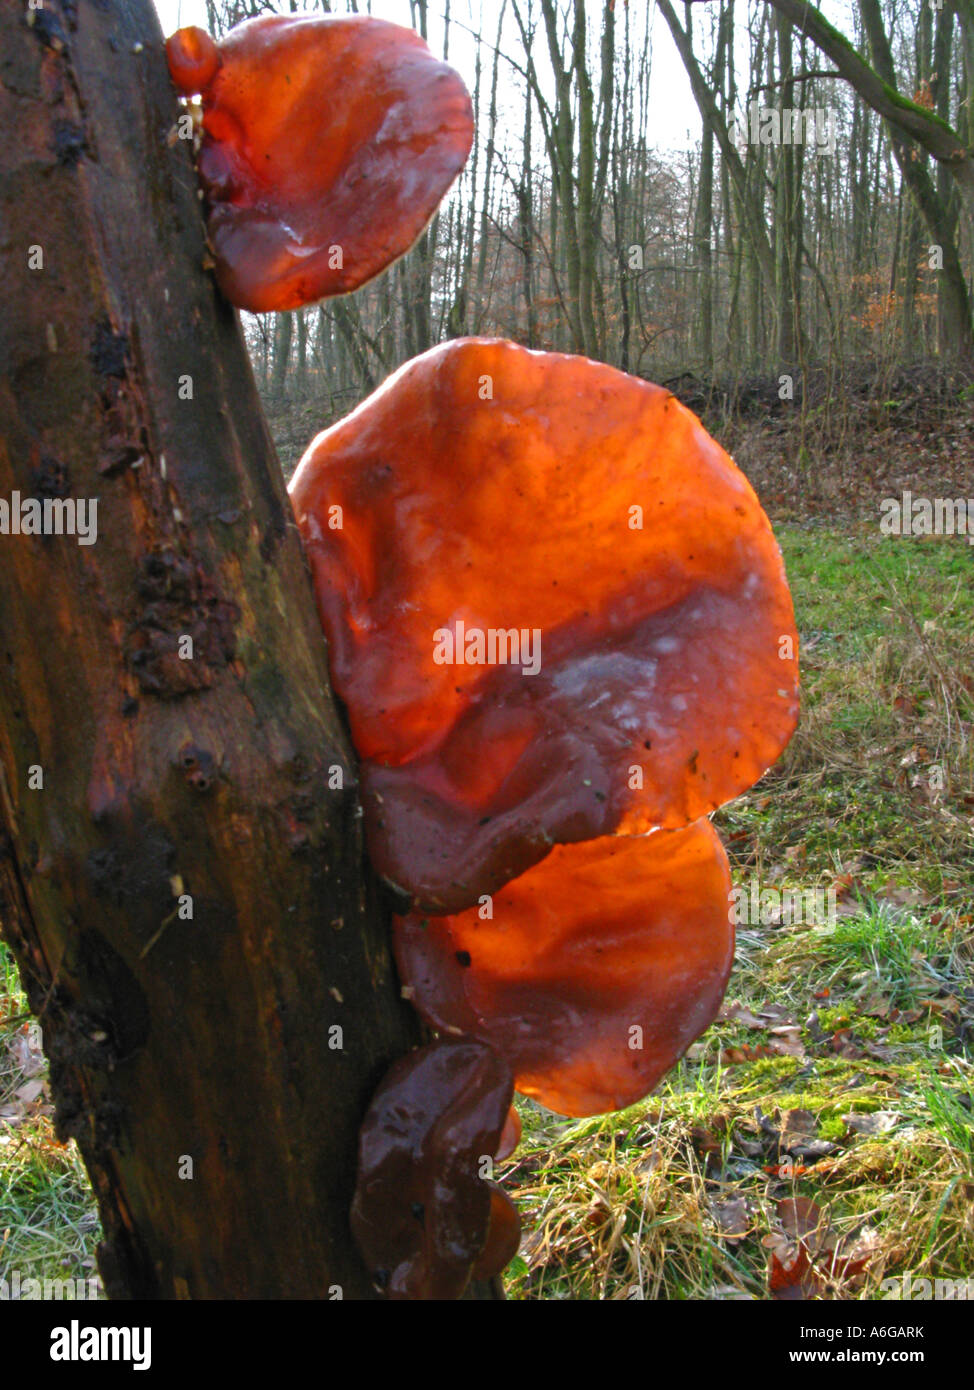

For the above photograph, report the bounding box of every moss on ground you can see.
[502,526,973,1300]
[2,525,972,1300]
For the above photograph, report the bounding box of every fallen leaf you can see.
[691,1125,725,1157]
[778,1196,825,1242]
[7,1025,45,1077]
[769,1242,819,1300]
[843,1110,901,1135]
[635,1147,664,1177]
[779,1110,817,1146]
[766,1198,875,1298]
[719,1001,766,1030]
[876,877,933,908]
[768,1031,806,1059]
[709,1196,751,1242]
[756,1004,798,1025]
[929,996,962,1016]
[721,1044,778,1065]
[830,1030,865,1059]
[861,993,892,1018]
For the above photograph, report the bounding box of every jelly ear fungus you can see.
[166,16,473,313]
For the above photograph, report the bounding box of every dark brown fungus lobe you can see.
[472,1183,522,1280]
[495,1105,521,1161]
[350,1036,519,1298]
[289,338,799,913]
[165,17,473,312]
[394,821,734,1118]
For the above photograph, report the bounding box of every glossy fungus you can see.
[161,16,800,1292]
[473,1182,522,1281]
[349,1036,519,1298]
[394,820,734,1117]
[165,16,473,312]
[495,1106,522,1161]
[289,338,799,913]
[166,25,220,91]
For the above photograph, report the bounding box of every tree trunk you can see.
[657,0,775,291]
[773,9,800,364]
[534,0,586,352]
[857,0,973,357]
[768,0,974,234]
[295,310,308,399]
[270,312,293,398]
[517,52,538,348]
[694,84,714,369]
[573,0,599,357]
[0,0,499,1301]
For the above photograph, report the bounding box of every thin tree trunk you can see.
[857,0,973,356]
[573,0,599,356]
[296,309,308,398]
[693,54,715,367]
[769,0,974,226]
[271,312,293,397]
[657,0,775,290]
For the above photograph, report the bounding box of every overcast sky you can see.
[151,0,705,152]
[152,0,857,155]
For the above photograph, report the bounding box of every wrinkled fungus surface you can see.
[289,338,799,912]
[394,820,734,1116]
[166,16,473,312]
[349,1036,519,1298]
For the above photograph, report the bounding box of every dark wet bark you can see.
[0,0,499,1301]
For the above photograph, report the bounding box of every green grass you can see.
[716,524,974,889]
[919,1067,974,1169]
[781,525,974,644]
[1,524,972,1299]
[0,941,103,1296]
[501,525,973,1301]
[814,910,960,1008]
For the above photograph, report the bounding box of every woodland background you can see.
[199,0,974,443]
[1,0,972,1302]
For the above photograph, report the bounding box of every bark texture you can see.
[0,0,488,1300]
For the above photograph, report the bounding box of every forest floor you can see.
[504,521,974,1300]
[501,368,974,1299]
[2,372,972,1300]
